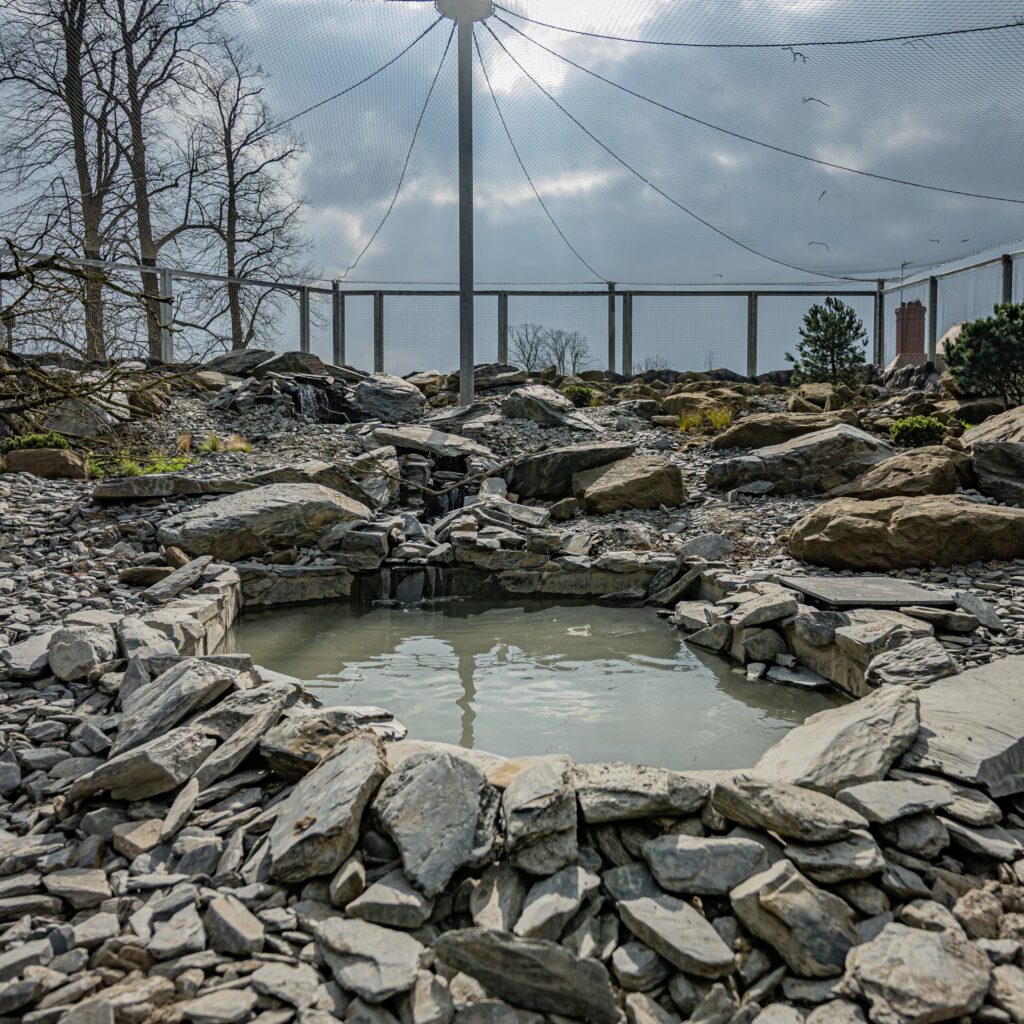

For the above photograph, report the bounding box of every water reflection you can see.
[222,599,841,770]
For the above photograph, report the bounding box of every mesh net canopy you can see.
[243,0,1024,287]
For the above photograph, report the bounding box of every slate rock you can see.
[514,864,600,941]
[374,751,489,897]
[731,860,859,978]
[347,868,434,929]
[754,687,920,795]
[316,918,423,1003]
[72,726,217,801]
[863,636,959,688]
[433,928,618,1024]
[835,780,953,824]
[713,775,868,841]
[204,895,264,955]
[618,892,735,978]
[268,731,388,882]
[48,624,118,682]
[782,830,884,884]
[573,762,708,823]
[642,834,766,895]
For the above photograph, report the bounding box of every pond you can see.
[221,599,841,771]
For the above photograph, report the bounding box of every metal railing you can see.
[5,246,1023,380]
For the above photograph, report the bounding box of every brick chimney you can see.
[895,299,926,356]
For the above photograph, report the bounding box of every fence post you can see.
[607,281,616,372]
[373,291,384,373]
[874,279,886,366]
[158,268,174,362]
[745,293,758,378]
[927,276,938,364]
[331,282,345,365]
[298,286,311,354]
[1002,254,1014,305]
[622,292,633,376]
[497,292,508,363]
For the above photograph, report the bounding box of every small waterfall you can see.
[396,570,425,606]
[296,383,319,421]
[379,566,391,602]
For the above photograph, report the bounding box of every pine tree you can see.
[785,296,868,387]
[944,303,1024,409]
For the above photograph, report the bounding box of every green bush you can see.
[1,432,70,455]
[945,303,1024,408]
[785,296,868,387]
[561,384,597,408]
[890,415,947,447]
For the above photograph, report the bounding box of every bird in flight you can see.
[803,97,830,107]
[808,241,831,252]
[818,190,827,202]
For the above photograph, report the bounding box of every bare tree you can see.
[193,40,310,349]
[545,329,591,375]
[0,0,126,357]
[99,0,232,357]
[639,354,671,372]
[509,322,549,371]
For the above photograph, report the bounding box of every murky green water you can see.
[223,600,840,771]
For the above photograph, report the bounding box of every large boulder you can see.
[827,446,973,499]
[502,385,601,432]
[157,483,370,561]
[901,656,1024,797]
[508,442,635,500]
[754,687,920,794]
[3,448,90,480]
[204,348,275,375]
[711,411,857,450]
[843,923,990,1023]
[963,404,1024,446]
[573,457,684,513]
[787,495,1024,569]
[350,373,426,422]
[972,440,1024,506]
[706,425,893,495]
[449,363,529,391]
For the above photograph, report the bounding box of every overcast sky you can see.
[217,0,1024,372]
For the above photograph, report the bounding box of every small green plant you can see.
[786,296,868,387]
[1,432,70,455]
[677,405,734,435]
[676,411,704,433]
[143,454,194,473]
[561,384,597,408]
[945,303,1024,408]
[890,415,947,447]
[199,433,224,453]
[704,406,734,432]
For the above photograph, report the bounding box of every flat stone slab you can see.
[901,656,1024,797]
[777,576,955,610]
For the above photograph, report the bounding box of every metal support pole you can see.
[299,286,311,354]
[874,279,886,366]
[746,293,758,378]
[158,268,174,362]
[497,292,508,363]
[622,292,633,376]
[332,281,345,365]
[373,291,384,373]
[1002,254,1014,306]
[927,276,938,364]
[607,281,616,372]
[457,12,475,405]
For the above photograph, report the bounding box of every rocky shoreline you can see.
[4,353,1024,1023]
